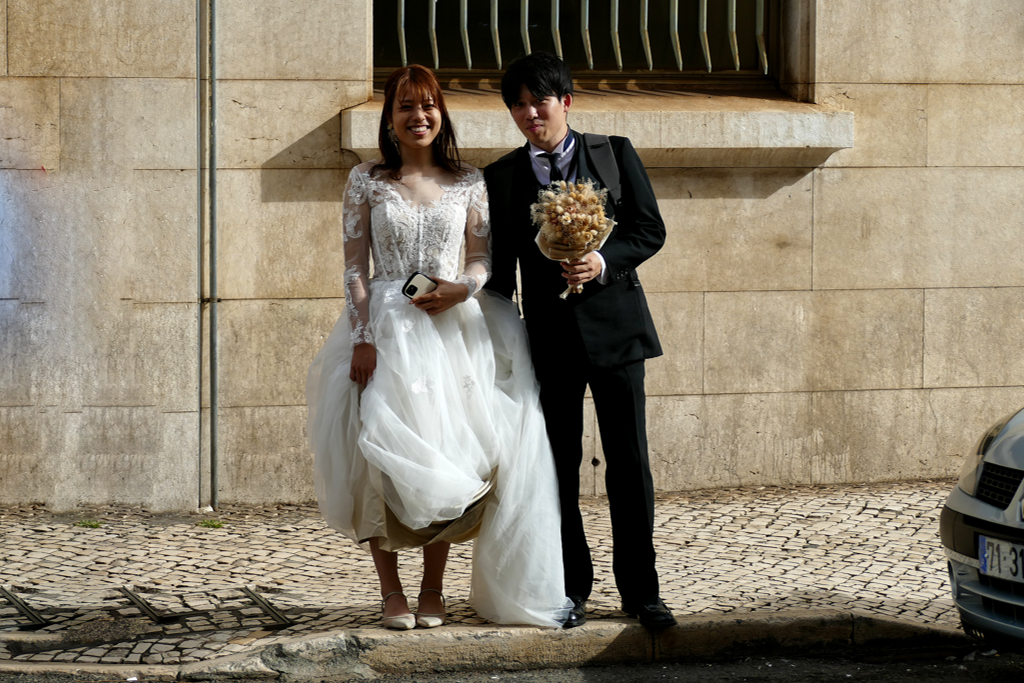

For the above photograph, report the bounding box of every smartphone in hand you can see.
[402,271,438,299]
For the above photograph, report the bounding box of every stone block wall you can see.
[2,0,1022,509]
[1,0,201,510]
[615,0,1024,494]
[211,0,369,504]
[0,0,370,510]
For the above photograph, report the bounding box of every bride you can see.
[306,64,570,629]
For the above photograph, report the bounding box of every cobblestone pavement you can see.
[0,480,958,667]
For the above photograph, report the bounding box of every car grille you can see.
[978,574,1024,622]
[976,463,1024,510]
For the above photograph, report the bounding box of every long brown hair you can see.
[372,65,462,180]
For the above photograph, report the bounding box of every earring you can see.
[387,123,399,146]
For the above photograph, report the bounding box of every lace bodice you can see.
[342,162,491,345]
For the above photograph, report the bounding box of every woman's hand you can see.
[411,277,469,316]
[350,343,376,385]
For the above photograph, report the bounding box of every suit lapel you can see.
[574,131,593,183]
[573,131,615,222]
[512,143,540,233]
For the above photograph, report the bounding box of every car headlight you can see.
[958,413,1015,496]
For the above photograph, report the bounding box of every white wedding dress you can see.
[306,161,571,628]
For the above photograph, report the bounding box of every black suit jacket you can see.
[484,132,665,368]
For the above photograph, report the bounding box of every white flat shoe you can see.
[381,591,415,630]
[416,588,446,628]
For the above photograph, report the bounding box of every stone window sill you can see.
[341,88,853,168]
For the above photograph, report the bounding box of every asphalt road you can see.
[4,652,1022,683]
[372,653,1024,683]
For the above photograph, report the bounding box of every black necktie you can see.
[540,152,563,182]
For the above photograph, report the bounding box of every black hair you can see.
[500,51,574,109]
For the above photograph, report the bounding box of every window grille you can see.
[374,0,772,83]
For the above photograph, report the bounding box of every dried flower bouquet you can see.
[530,179,615,299]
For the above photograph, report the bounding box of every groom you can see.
[484,52,674,629]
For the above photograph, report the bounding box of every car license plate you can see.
[979,535,1024,583]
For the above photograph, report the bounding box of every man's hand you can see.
[561,252,602,286]
[538,234,581,261]
[411,277,470,316]
[350,343,376,385]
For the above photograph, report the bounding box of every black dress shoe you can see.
[622,598,676,629]
[563,595,587,629]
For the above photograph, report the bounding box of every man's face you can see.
[509,84,572,152]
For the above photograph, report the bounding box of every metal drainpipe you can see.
[196,0,205,509]
[196,0,219,510]
[209,0,220,510]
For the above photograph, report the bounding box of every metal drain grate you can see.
[0,584,293,633]
[121,584,291,628]
[0,584,51,630]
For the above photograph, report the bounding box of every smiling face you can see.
[389,85,442,152]
[510,84,572,152]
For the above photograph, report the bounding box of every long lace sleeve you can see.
[343,167,373,345]
[458,175,491,298]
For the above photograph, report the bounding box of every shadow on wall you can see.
[255,111,814,205]
[260,114,361,203]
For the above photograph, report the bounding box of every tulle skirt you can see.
[307,282,571,627]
